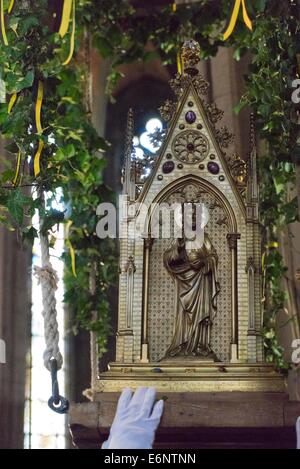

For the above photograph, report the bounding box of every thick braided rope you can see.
[34,232,63,371]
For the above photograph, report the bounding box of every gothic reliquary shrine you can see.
[68,40,300,449]
[90,41,284,396]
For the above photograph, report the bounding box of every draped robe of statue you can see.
[163,234,220,359]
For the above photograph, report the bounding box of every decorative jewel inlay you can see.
[172,130,209,164]
[185,111,196,124]
[207,162,220,175]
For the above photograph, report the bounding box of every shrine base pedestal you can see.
[69,391,300,449]
[87,363,286,396]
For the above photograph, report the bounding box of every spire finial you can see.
[249,113,256,155]
[181,40,201,76]
[247,113,258,207]
[125,107,134,153]
[123,108,135,199]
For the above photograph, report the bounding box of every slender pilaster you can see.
[125,256,136,329]
[227,233,241,362]
[141,238,153,363]
[246,257,256,333]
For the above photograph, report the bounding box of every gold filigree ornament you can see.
[182,40,201,74]
[159,99,177,123]
[169,74,185,99]
[216,126,234,149]
[205,103,224,125]
[227,153,247,185]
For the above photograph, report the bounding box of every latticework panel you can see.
[148,238,176,362]
[147,183,232,362]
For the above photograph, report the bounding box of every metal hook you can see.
[48,359,69,415]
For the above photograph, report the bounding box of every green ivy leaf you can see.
[14,70,34,93]
[6,189,31,226]
[22,226,38,246]
[41,209,65,235]
[233,100,247,115]
[5,142,19,154]
[93,36,113,59]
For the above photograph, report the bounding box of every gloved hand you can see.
[102,387,164,450]
[297,417,300,449]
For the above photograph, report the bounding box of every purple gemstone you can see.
[162,161,175,174]
[185,111,196,124]
[187,143,195,152]
[207,162,220,175]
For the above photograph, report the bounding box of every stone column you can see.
[227,233,241,362]
[141,238,153,363]
[0,227,31,449]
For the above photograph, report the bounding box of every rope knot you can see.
[34,265,59,291]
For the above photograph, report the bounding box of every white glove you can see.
[297,417,300,449]
[102,387,164,450]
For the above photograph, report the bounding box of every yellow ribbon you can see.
[1,0,8,46]
[12,150,21,187]
[261,251,266,304]
[262,242,279,270]
[66,221,77,277]
[34,140,44,177]
[177,51,182,75]
[62,0,76,66]
[8,0,14,14]
[35,80,44,134]
[223,0,253,41]
[33,81,44,177]
[265,242,279,250]
[8,92,17,113]
[59,0,73,38]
